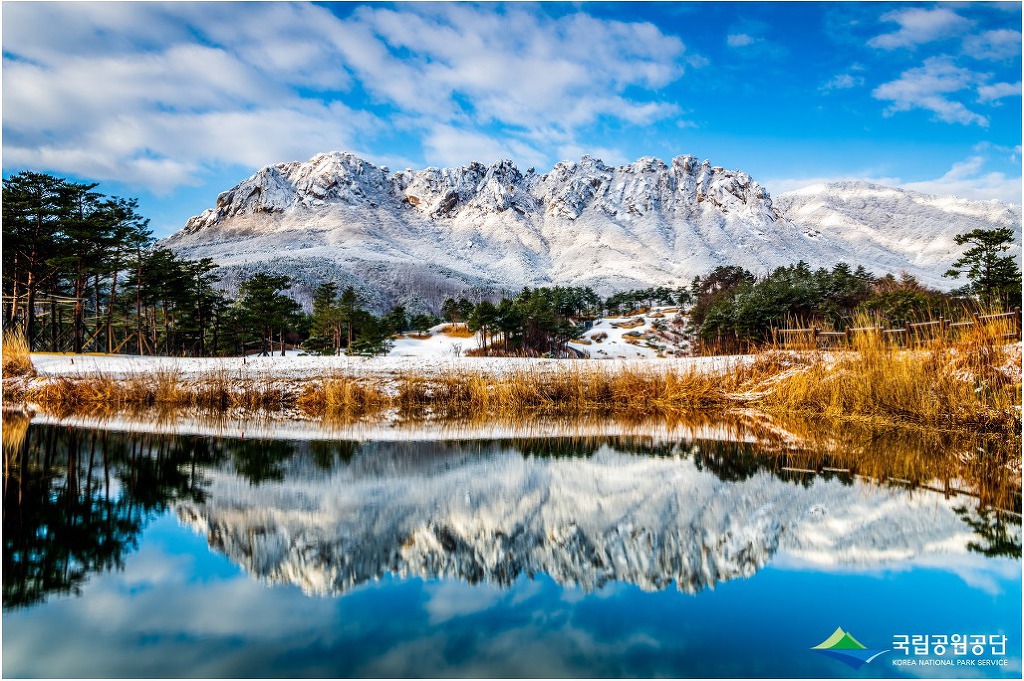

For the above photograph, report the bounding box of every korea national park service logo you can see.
[812,627,891,669]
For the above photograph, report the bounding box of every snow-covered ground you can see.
[23,308,712,382]
[388,323,476,358]
[26,349,750,383]
[386,309,689,361]
[568,307,689,358]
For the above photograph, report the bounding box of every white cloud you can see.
[962,29,1023,60]
[726,33,756,48]
[337,5,687,132]
[872,57,988,126]
[422,125,549,169]
[2,4,692,191]
[977,81,1022,103]
[868,7,972,50]
[820,73,865,92]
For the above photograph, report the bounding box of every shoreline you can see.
[3,341,1021,435]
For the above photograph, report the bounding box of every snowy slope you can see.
[176,442,985,596]
[163,152,1022,307]
[383,309,689,359]
[775,181,1022,281]
[568,306,689,358]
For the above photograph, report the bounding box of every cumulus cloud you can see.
[868,7,972,50]
[977,81,1023,103]
[422,125,550,169]
[962,29,1023,61]
[336,6,687,131]
[2,4,693,191]
[872,57,989,126]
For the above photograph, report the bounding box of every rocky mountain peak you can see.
[164,150,1019,308]
[182,150,780,232]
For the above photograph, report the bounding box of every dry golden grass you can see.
[2,329,34,378]
[331,364,735,419]
[6,309,1020,438]
[439,324,474,338]
[756,313,1021,431]
[14,368,290,416]
[296,372,390,416]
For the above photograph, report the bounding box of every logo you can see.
[812,627,891,670]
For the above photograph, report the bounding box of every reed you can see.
[11,366,292,415]
[2,329,34,378]
[296,372,390,416]
[6,309,1020,436]
[360,364,734,419]
[758,312,1021,430]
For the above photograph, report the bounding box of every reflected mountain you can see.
[4,417,1020,609]
[175,438,1018,597]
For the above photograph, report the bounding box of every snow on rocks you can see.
[157,151,860,306]
[166,152,1021,310]
[569,306,690,359]
[173,443,983,597]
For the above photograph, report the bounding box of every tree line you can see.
[688,230,1021,352]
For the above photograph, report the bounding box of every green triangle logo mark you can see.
[812,627,868,650]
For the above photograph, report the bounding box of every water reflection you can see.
[2,415,214,608]
[4,413,1019,610]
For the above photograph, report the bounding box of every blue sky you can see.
[3,1,1021,237]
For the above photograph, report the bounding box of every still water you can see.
[3,417,1021,678]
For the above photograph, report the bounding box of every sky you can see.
[2,1,1022,238]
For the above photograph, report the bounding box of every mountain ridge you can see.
[163,151,1021,309]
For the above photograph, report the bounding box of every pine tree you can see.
[337,286,361,349]
[308,282,341,355]
[944,228,1022,307]
[235,273,300,356]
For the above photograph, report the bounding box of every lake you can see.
[3,415,1021,678]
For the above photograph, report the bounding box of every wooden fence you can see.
[773,308,1022,349]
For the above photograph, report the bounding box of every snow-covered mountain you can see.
[163,152,1021,308]
[774,180,1021,275]
[175,441,984,596]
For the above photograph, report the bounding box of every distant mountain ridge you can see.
[163,151,1021,308]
